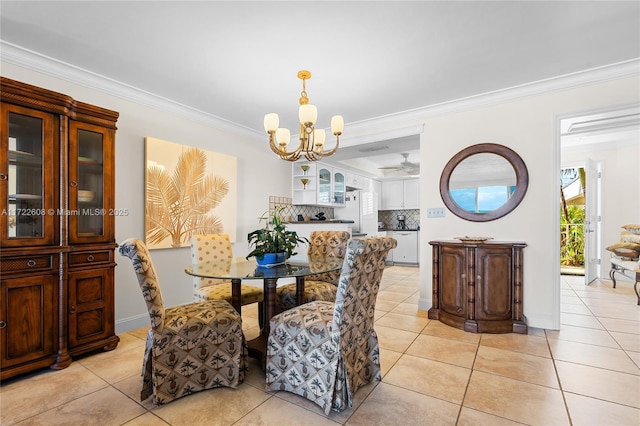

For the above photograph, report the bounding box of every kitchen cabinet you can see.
[292,162,345,207]
[372,180,382,209]
[292,162,381,207]
[345,173,376,192]
[0,77,119,380]
[345,172,362,190]
[428,240,527,334]
[381,178,419,210]
[292,162,318,205]
[388,230,419,265]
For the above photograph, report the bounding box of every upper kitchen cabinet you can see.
[345,172,360,189]
[381,178,420,210]
[346,172,373,190]
[332,168,345,206]
[345,172,379,194]
[0,77,119,380]
[292,162,345,207]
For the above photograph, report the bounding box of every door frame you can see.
[584,157,602,284]
[555,103,639,328]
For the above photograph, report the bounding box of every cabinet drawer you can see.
[1,255,55,273]
[68,250,113,267]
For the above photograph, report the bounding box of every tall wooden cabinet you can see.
[0,77,119,379]
[428,240,527,334]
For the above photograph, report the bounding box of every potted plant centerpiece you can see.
[247,206,307,266]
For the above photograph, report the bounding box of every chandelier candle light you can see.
[264,70,344,162]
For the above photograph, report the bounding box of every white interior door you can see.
[584,158,602,284]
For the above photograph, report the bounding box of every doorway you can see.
[559,161,602,284]
[559,165,587,276]
[560,105,639,286]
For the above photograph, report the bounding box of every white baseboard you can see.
[115,314,149,334]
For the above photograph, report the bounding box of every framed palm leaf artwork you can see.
[144,137,237,249]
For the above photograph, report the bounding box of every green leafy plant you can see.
[246,206,307,260]
[560,205,585,266]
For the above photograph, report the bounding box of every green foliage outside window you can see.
[560,205,585,266]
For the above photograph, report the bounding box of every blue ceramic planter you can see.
[255,252,287,267]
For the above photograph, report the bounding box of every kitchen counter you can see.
[286,219,355,224]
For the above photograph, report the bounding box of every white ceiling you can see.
[1,1,639,176]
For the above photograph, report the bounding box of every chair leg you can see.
[258,301,265,329]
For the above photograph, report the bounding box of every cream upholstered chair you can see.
[190,234,264,326]
[119,238,247,405]
[275,230,350,312]
[265,236,397,414]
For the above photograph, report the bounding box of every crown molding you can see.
[346,58,640,134]
[3,41,638,142]
[0,41,262,139]
[340,124,425,147]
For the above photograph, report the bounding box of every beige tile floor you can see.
[2,267,639,425]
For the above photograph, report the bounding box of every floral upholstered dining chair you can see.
[275,230,350,312]
[265,236,397,414]
[190,234,265,326]
[119,238,247,405]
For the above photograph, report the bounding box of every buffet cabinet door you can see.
[0,103,57,247]
[438,244,468,319]
[67,267,115,349]
[0,274,58,374]
[475,246,515,322]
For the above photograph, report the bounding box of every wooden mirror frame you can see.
[440,143,529,222]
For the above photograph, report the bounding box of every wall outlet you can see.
[427,208,445,218]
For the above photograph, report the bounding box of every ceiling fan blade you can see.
[379,153,420,172]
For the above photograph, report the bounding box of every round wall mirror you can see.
[440,143,529,222]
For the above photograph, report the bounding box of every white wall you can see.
[416,76,640,330]
[1,62,292,332]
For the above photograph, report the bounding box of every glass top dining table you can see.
[185,256,343,365]
[186,256,343,282]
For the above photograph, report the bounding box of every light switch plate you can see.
[427,208,445,218]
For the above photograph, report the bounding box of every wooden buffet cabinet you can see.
[0,77,119,379]
[428,240,527,334]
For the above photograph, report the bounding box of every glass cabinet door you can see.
[0,104,56,246]
[318,167,332,204]
[68,121,113,243]
[333,171,345,205]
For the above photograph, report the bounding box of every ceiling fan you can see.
[378,153,420,175]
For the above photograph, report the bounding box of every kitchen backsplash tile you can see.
[268,196,333,222]
[378,209,420,229]
[268,196,420,230]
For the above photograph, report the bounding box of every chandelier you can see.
[264,70,344,162]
